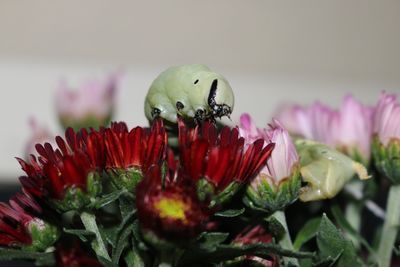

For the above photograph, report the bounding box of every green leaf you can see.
[92,190,126,209]
[294,217,321,250]
[265,214,286,239]
[101,225,120,248]
[215,208,245,218]
[316,214,362,267]
[198,232,230,250]
[119,194,135,219]
[63,228,95,242]
[112,223,135,264]
[330,205,376,258]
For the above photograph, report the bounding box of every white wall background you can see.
[0,0,400,180]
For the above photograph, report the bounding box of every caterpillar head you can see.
[207,78,234,119]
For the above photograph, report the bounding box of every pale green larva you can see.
[144,64,234,123]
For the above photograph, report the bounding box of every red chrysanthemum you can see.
[178,118,275,194]
[104,119,167,171]
[18,128,105,210]
[55,243,104,267]
[233,225,278,267]
[0,192,40,247]
[104,119,168,190]
[136,165,209,241]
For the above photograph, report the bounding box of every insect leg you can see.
[194,109,206,124]
[151,107,162,118]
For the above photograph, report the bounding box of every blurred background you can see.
[0,0,400,184]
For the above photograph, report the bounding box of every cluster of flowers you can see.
[3,86,400,266]
[3,113,309,266]
[277,93,400,178]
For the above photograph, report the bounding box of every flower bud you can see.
[239,115,300,213]
[372,92,400,184]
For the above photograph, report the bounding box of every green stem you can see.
[345,202,361,249]
[80,211,111,261]
[273,211,299,266]
[378,184,400,267]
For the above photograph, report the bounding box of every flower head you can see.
[240,114,300,212]
[0,192,58,251]
[24,118,55,159]
[233,225,277,267]
[18,128,105,211]
[275,95,373,164]
[55,243,104,267]
[104,119,168,190]
[178,117,274,206]
[373,92,400,146]
[372,92,400,184]
[55,73,120,130]
[136,166,209,243]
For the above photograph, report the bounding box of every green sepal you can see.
[211,182,241,207]
[52,172,102,212]
[243,169,301,214]
[197,232,230,251]
[372,137,400,184]
[25,219,60,252]
[59,113,113,131]
[108,168,143,191]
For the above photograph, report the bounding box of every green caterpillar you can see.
[145,64,234,123]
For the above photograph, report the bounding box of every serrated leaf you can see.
[63,228,95,242]
[316,214,362,267]
[215,208,245,218]
[294,217,321,250]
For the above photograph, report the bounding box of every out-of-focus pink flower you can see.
[373,92,400,146]
[240,114,298,187]
[240,114,300,212]
[275,95,373,164]
[24,118,55,158]
[372,92,400,184]
[55,72,121,130]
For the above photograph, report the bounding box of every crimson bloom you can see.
[136,119,274,243]
[0,192,58,251]
[55,243,104,267]
[178,118,275,205]
[104,119,168,190]
[136,166,209,242]
[233,225,278,267]
[18,128,105,211]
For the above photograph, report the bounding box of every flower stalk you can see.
[272,211,298,266]
[377,184,400,267]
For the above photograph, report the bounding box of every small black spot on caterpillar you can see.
[176,101,184,110]
[194,79,199,84]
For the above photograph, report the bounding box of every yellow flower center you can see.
[154,197,188,222]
